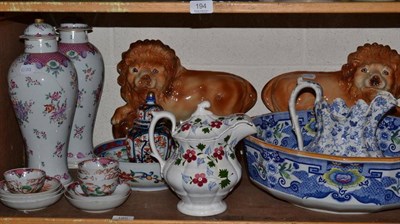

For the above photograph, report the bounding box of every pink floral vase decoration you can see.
[8,19,77,185]
[58,22,104,168]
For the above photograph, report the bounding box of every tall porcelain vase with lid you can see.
[57,23,104,168]
[7,19,78,185]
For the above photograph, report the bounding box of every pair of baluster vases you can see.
[7,19,104,185]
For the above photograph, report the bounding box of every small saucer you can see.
[0,177,62,200]
[0,187,64,212]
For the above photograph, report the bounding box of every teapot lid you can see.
[20,19,57,40]
[174,101,245,141]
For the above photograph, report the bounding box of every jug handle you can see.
[148,111,176,171]
[289,77,322,151]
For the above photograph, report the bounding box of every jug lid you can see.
[20,19,57,40]
[136,92,164,124]
[57,23,92,32]
[174,101,246,141]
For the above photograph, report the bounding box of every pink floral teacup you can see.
[77,158,120,181]
[77,158,120,196]
[77,177,119,196]
[3,168,46,194]
[78,158,119,175]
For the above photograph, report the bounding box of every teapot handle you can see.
[148,111,176,172]
[289,77,322,151]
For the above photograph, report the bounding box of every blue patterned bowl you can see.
[243,110,400,214]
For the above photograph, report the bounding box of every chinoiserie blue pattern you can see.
[305,92,398,157]
[244,110,400,213]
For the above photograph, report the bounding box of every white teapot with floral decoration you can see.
[148,101,256,216]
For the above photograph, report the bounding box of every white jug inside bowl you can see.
[289,77,399,157]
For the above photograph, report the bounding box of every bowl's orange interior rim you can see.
[246,135,400,163]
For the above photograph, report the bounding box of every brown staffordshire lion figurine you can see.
[111,39,257,138]
[262,43,400,114]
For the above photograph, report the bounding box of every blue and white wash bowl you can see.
[243,110,400,214]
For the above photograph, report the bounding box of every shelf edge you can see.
[0,2,400,13]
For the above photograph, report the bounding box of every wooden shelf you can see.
[1,166,400,224]
[1,1,400,223]
[0,1,400,13]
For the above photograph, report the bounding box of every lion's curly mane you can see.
[116,39,182,105]
[340,43,400,98]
